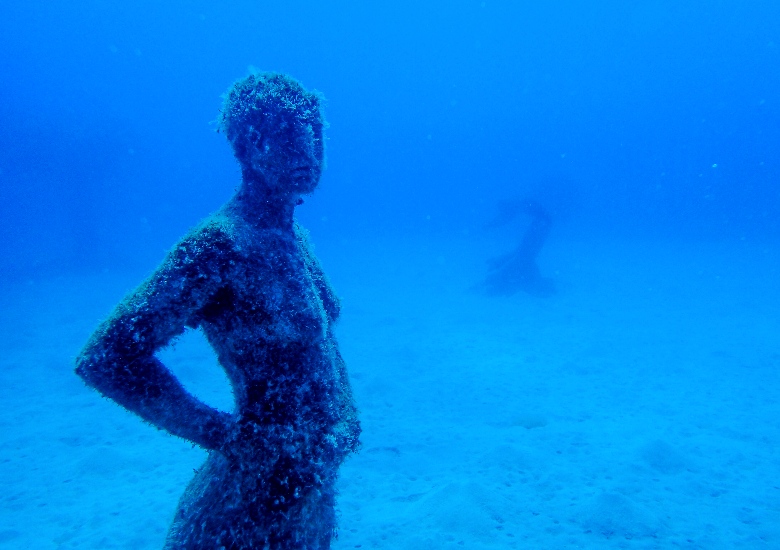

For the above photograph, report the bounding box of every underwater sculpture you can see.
[75,72,360,549]
[478,198,556,297]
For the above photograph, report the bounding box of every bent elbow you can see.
[74,354,99,389]
[74,344,113,391]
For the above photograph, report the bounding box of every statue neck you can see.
[233,171,298,230]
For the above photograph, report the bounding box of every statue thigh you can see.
[164,453,336,549]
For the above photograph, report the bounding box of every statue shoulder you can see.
[175,212,239,261]
[135,213,240,307]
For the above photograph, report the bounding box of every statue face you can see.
[242,118,324,196]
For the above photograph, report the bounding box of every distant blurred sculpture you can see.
[75,72,360,549]
[478,198,556,297]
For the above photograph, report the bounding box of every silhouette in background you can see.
[478,198,556,297]
[75,72,360,549]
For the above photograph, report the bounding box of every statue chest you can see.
[198,244,328,348]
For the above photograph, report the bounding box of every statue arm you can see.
[75,227,234,451]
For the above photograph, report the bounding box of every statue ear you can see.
[259,135,271,153]
[231,135,251,164]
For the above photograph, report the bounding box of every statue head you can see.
[219,72,326,198]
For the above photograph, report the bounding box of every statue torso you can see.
[190,213,341,429]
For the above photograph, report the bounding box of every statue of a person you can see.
[75,72,360,549]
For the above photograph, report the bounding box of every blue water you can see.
[1,2,779,548]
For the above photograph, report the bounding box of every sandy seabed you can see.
[1,236,778,549]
